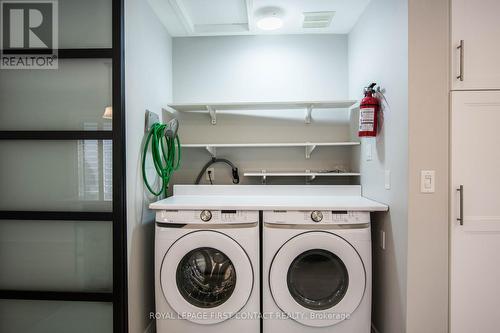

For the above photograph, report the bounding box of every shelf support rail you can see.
[305,170,316,184]
[305,143,316,159]
[207,105,217,125]
[261,170,267,184]
[305,104,314,124]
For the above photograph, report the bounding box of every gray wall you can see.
[171,35,358,186]
[348,0,409,332]
[407,0,449,332]
[125,0,173,331]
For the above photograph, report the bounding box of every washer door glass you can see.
[160,230,254,325]
[287,249,348,310]
[176,247,236,308]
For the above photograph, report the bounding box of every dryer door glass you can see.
[287,249,349,310]
[176,247,236,308]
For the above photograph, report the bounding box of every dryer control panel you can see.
[263,210,370,225]
[156,210,259,224]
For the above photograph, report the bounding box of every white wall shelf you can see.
[182,142,360,159]
[168,100,357,125]
[244,170,361,184]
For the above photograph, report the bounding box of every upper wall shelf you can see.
[167,100,357,125]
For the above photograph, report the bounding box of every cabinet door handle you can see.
[457,40,464,81]
[457,185,464,225]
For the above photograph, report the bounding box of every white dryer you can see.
[154,209,259,333]
[263,210,372,333]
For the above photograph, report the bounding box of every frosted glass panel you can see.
[0,300,112,333]
[0,220,112,291]
[0,141,113,211]
[59,0,112,48]
[0,59,112,130]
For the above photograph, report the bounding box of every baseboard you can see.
[144,320,155,333]
[372,323,381,333]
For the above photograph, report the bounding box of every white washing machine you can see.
[154,209,260,333]
[263,210,372,333]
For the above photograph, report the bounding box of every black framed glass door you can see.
[0,0,127,331]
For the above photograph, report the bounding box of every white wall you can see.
[407,0,449,332]
[173,35,348,102]
[125,0,173,331]
[348,1,409,332]
[171,35,357,186]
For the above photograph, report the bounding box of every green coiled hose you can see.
[142,122,181,197]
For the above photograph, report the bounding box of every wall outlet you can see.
[206,168,215,182]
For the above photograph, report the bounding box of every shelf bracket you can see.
[207,105,217,125]
[205,145,216,157]
[305,170,316,184]
[261,170,267,184]
[305,105,313,124]
[305,144,316,159]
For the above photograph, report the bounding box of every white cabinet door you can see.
[450,91,500,333]
[452,0,500,90]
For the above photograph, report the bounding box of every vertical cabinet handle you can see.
[457,40,464,81]
[457,185,464,225]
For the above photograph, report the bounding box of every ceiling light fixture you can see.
[257,16,283,31]
[256,7,284,31]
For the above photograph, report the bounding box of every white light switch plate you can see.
[420,170,436,193]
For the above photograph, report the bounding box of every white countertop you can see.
[149,185,388,212]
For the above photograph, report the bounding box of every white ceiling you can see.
[149,0,372,37]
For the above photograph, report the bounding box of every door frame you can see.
[112,0,127,330]
[0,0,128,331]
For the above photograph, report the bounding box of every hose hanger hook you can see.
[142,121,182,197]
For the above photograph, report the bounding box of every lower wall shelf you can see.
[244,171,361,183]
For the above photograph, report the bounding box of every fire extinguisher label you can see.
[359,107,375,131]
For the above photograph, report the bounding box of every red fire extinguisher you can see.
[358,83,380,137]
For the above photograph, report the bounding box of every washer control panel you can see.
[310,211,323,222]
[156,210,259,224]
[200,210,212,222]
[264,210,370,225]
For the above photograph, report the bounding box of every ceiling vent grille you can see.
[302,11,335,29]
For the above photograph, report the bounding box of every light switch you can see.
[420,170,436,193]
